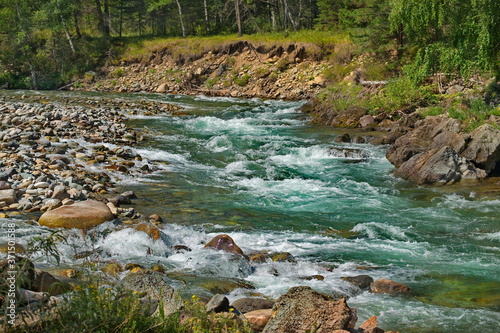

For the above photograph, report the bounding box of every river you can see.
[1,90,499,332]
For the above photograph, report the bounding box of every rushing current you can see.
[1,91,499,332]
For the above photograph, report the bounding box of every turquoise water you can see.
[1,91,499,332]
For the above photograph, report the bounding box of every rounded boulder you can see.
[38,200,114,231]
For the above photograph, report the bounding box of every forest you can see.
[0,0,499,89]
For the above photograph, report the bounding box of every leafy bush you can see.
[370,76,432,114]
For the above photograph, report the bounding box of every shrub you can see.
[233,74,250,86]
[111,68,126,78]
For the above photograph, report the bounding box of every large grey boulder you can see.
[262,286,355,333]
[386,115,463,167]
[394,146,486,184]
[118,270,182,317]
[461,124,500,173]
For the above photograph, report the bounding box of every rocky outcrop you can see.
[262,286,355,333]
[461,124,500,173]
[38,200,114,230]
[394,146,487,184]
[385,114,500,184]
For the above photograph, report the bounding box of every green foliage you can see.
[33,283,181,333]
[389,0,500,79]
[419,106,444,118]
[182,296,253,333]
[370,76,433,114]
[111,68,126,78]
[26,230,67,265]
[233,74,250,86]
[317,82,365,112]
[448,98,500,132]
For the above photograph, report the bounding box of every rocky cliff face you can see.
[80,41,328,101]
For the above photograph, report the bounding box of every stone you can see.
[107,195,131,206]
[370,279,411,295]
[394,146,487,184]
[359,315,382,333]
[51,185,69,200]
[244,309,273,332]
[262,286,355,333]
[334,132,351,143]
[17,288,50,305]
[132,223,162,241]
[206,294,230,313]
[341,275,374,290]
[360,115,375,128]
[204,234,245,256]
[101,262,123,276]
[106,202,118,216]
[32,269,69,296]
[270,252,296,263]
[231,297,275,314]
[156,83,168,93]
[149,213,163,224]
[38,200,114,231]
[386,115,463,168]
[0,189,17,205]
[118,270,182,316]
[461,124,500,173]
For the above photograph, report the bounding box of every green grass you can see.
[448,99,500,132]
[117,30,352,63]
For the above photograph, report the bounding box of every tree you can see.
[389,0,500,79]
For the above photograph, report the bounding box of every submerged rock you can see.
[341,275,374,290]
[205,234,245,256]
[262,286,355,333]
[38,200,114,231]
[370,279,411,295]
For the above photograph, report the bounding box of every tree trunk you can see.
[175,0,186,38]
[103,0,110,36]
[235,0,242,37]
[56,0,76,54]
[74,12,82,38]
[269,0,277,30]
[204,0,210,34]
[94,0,108,37]
[119,0,123,38]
